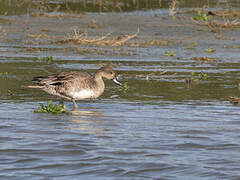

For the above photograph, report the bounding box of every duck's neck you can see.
[93,71,105,96]
[94,71,103,82]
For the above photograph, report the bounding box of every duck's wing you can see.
[32,71,91,86]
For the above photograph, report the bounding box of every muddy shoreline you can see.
[1,10,239,58]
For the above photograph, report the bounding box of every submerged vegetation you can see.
[34,101,67,114]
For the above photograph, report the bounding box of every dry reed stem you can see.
[0,26,6,37]
[135,70,169,80]
[144,39,172,47]
[214,33,236,41]
[194,18,240,31]
[111,28,139,46]
[215,9,240,18]
[192,56,219,61]
[32,12,83,18]
[0,17,13,24]
[57,28,139,47]
[28,33,55,40]
[32,1,83,18]
[169,0,179,17]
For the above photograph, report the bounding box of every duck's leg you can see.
[72,99,78,110]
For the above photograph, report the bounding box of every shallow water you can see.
[1,100,240,179]
[1,1,240,179]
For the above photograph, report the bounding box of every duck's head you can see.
[98,64,122,86]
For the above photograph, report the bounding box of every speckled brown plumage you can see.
[27,64,122,110]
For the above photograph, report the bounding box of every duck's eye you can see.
[110,71,114,74]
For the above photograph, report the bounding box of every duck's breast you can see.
[70,89,94,100]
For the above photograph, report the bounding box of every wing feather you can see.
[32,71,91,86]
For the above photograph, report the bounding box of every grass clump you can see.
[193,11,211,21]
[34,101,67,114]
[164,51,176,57]
[205,47,215,53]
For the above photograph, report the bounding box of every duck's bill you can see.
[113,76,122,86]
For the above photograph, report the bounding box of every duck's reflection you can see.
[66,108,106,134]
[66,109,103,117]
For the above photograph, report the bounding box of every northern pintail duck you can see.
[27,64,122,110]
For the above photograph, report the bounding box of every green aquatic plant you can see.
[119,82,129,92]
[42,56,53,61]
[34,101,67,114]
[193,11,210,21]
[164,51,176,57]
[205,47,215,53]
